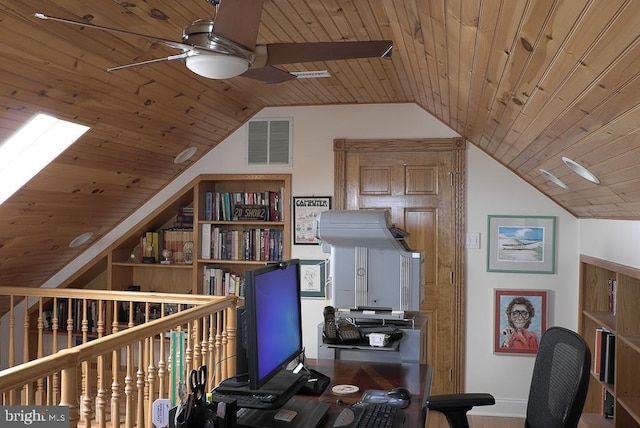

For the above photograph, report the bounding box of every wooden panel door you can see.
[334,138,466,395]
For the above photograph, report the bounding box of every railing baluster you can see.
[8,295,16,405]
[125,300,135,428]
[22,295,30,404]
[96,299,107,428]
[60,366,79,428]
[158,303,167,397]
[136,335,145,428]
[138,303,155,427]
[111,300,121,428]
[51,297,60,405]
[81,299,93,427]
[36,298,46,405]
[208,312,215,388]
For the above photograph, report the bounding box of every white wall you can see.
[2,104,590,419]
[196,103,460,360]
[579,219,640,268]
[465,145,579,416]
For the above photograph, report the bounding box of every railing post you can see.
[60,365,79,428]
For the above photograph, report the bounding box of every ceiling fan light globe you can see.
[185,54,248,79]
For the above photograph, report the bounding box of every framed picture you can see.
[299,259,326,298]
[293,196,331,245]
[494,289,548,355]
[487,215,556,274]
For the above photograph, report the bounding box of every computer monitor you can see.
[243,259,303,390]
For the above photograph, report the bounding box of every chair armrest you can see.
[426,393,495,411]
[425,393,495,428]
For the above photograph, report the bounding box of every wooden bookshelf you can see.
[579,255,640,427]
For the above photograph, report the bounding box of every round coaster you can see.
[332,384,360,395]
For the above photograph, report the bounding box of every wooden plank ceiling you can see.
[0,0,639,291]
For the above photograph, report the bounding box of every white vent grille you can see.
[290,70,331,79]
[247,119,291,165]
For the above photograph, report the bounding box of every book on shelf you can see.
[594,327,604,376]
[203,189,284,223]
[175,206,194,228]
[603,332,615,385]
[595,327,615,384]
[608,278,617,315]
[603,387,614,419]
[201,227,283,261]
[202,265,244,297]
[201,223,212,259]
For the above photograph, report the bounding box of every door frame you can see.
[333,137,466,392]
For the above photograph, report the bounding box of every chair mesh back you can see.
[525,327,591,428]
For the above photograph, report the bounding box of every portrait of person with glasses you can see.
[501,296,539,350]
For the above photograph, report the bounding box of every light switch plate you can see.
[466,232,480,249]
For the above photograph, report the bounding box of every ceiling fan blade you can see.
[241,66,297,84]
[34,13,193,51]
[107,53,188,72]
[261,41,393,65]
[211,0,264,50]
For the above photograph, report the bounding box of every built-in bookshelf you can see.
[34,174,291,337]
[579,255,640,428]
[108,174,290,297]
[194,174,291,297]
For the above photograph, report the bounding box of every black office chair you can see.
[424,326,591,428]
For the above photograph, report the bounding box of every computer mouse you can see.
[387,387,411,400]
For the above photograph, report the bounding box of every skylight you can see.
[0,113,90,205]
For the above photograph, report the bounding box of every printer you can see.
[315,210,424,312]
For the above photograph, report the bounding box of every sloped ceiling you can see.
[0,0,639,294]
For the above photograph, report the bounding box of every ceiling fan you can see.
[35,0,393,84]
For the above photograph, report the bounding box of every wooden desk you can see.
[303,358,430,428]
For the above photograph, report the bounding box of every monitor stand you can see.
[216,369,305,397]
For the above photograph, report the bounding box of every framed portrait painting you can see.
[494,289,548,355]
[293,196,331,245]
[487,215,556,274]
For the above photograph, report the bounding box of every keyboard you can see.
[333,403,404,428]
[209,390,280,410]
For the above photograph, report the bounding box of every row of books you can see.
[203,190,284,222]
[137,228,194,264]
[203,266,245,297]
[43,299,103,333]
[175,206,194,228]
[594,327,615,385]
[43,296,178,333]
[201,225,284,261]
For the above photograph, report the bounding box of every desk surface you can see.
[303,358,429,428]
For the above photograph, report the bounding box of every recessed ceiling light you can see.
[562,157,600,184]
[174,147,197,164]
[69,232,93,248]
[539,169,569,189]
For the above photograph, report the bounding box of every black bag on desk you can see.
[174,365,237,428]
[174,395,237,428]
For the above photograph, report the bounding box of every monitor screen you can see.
[243,259,303,390]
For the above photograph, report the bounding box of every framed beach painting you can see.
[487,215,556,274]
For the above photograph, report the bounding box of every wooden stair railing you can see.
[0,287,239,428]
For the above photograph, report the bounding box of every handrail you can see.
[0,288,240,428]
[0,299,233,391]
